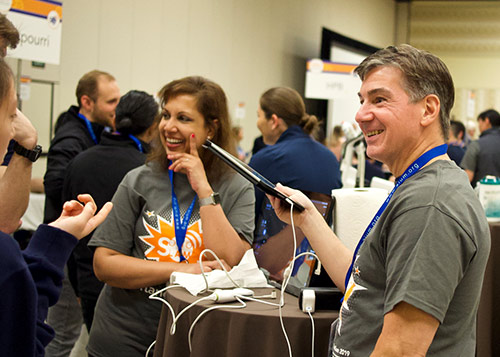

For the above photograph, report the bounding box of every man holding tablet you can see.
[269,44,490,357]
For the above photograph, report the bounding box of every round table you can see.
[154,287,338,357]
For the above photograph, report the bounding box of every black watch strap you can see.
[13,141,42,162]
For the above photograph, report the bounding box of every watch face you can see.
[15,143,43,162]
[199,192,220,206]
[30,145,42,161]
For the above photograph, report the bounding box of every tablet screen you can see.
[203,140,304,212]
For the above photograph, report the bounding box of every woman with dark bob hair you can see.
[87,76,255,356]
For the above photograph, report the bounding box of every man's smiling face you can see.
[355,66,426,173]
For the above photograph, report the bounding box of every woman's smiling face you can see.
[159,94,213,155]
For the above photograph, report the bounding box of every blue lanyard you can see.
[115,131,144,153]
[168,168,197,262]
[77,113,98,144]
[344,144,448,289]
[128,134,143,153]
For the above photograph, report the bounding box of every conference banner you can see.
[305,59,359,100]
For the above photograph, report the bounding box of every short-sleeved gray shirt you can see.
[87,162,255,356]
[461,128,500,186]
[330,160,490,357]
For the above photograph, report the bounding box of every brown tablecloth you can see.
[477,222,500,357]
[154,288,338,357]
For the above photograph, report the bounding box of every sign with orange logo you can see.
[4,0,63,64]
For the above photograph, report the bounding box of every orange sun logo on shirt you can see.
[139,216,204,263]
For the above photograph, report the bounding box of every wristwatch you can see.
[13,141,43,162]
[199,192,221,207]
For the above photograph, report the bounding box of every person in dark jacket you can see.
[447,120,466,166]
[62,90,158,331]
[249,87,342,219]
[461,109,500,186]
[0,58,112,357]
[44,70,120,223]
[43,70,120,357]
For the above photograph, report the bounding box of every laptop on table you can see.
[253,192,336,297]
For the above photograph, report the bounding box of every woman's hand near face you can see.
[167,133,213,198]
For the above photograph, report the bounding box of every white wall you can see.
[7,0,395,176]
[443,56,500,90]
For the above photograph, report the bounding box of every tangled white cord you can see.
[187,297,247,351]
[145,251,240,356]
[145,203,321,357]
[197,248,241,293]
[277,202,321,357]
[277,202,297,357]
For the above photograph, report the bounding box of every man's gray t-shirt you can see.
[87,162,255,356]
[331,160,490,357]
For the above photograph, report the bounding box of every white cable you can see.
[145,339,155,357]
[253,290,277,299]
[307,309,315,357]
[148,285,182,319]
[147,285,212,354]
[169,295,214,334]
[146,285,184,357]
[293,251,320,265]
[277,202,296,357]
[277,203,322,357]
[147,207,319,357]
[145,249,242,356]
[237,294,281,307]
[315,260,322,276]
[187,296,247,352]
[198,248,241,293]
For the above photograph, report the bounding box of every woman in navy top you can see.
[249,87,342,219]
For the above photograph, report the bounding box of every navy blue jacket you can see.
[0,225,77,356]
[447,144,465,166]
[249,125,342,216]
